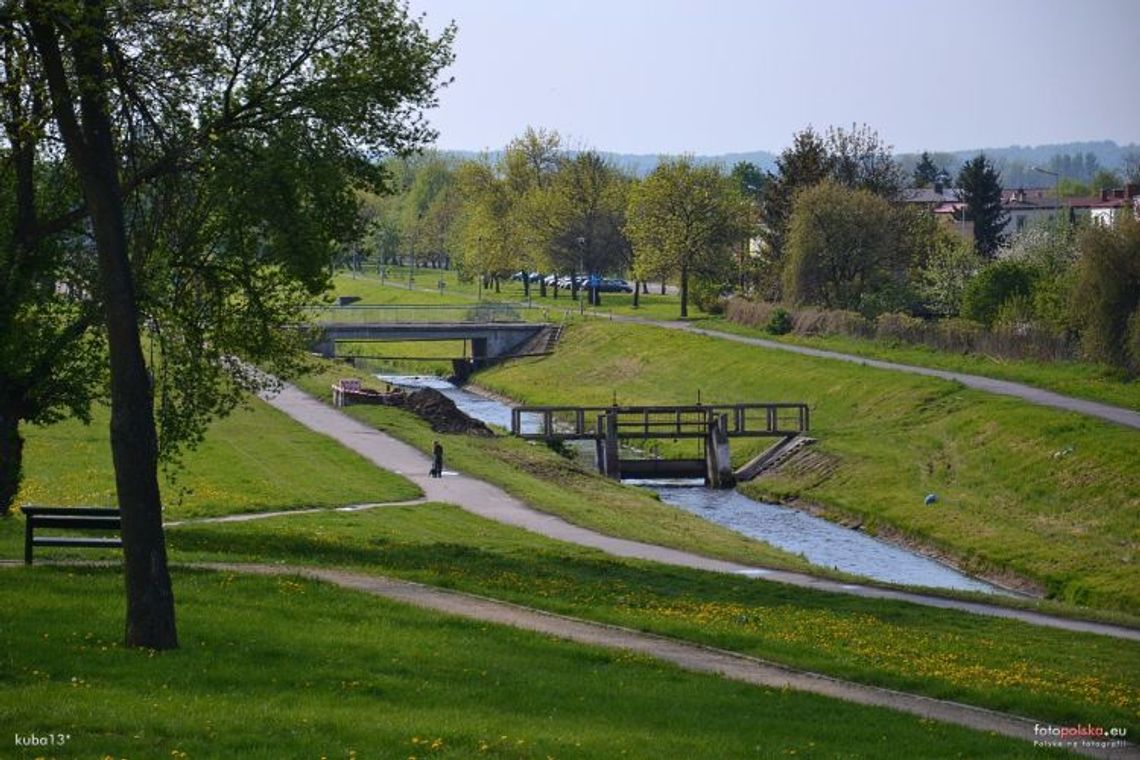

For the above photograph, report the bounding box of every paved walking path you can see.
[607,314,1140,429]
[194,561,1138,760]
[261,383,1140,642]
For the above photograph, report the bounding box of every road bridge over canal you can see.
[306,304,555,377]
[511,403,811,488]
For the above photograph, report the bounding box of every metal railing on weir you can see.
[511,403,810,441]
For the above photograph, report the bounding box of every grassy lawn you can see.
[705,316,1140,411]
[475,320,1140,616]
[0,566,1062,760]
[329,269,697,322]
[14,395,420,520]
[338,339,466,376]
[158,505,1140,734]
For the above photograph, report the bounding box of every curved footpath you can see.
[262,383,1140,642]
[194,561,1137,760]
[605,314,1140,429]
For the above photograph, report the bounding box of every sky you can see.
[406,0,1140,156]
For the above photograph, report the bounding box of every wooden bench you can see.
[23,506,122,565]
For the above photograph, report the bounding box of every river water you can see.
[378,374,1002,594]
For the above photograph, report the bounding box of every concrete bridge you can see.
[510,403,811,488]
[306,304,554,378]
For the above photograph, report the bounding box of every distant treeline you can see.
[443,140,1140,187]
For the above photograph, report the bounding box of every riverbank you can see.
[473,319,1140,616]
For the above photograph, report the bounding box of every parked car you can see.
[594,278,633,293]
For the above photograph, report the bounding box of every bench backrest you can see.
[23,506,121,518]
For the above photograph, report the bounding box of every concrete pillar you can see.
[705,413,735,489]
[602,411,621,479]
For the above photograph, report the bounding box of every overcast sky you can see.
[406,0,1140,156]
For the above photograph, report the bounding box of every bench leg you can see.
[24,520,33,565]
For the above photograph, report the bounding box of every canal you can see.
[379,374,1003,594]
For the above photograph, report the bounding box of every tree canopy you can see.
[627,158,751,317]
[783,180,902,312]
[3,0,454,649]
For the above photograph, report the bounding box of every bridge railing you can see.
[511,403,809,441]
[306,303,529,324]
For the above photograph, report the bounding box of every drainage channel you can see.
[379,374,1004,595]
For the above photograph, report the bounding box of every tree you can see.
[541,151,632,303]
[1122,151,1140,184]
[957,154,1008,259]
[824,123,902,199]
[913,152,941,188]
[454,160,517,292]
[1,24,107,515]
[757,127,830,297]
[916,228,980,317]
[758,125,902,300]
[1091,169,1123,193]
[730,160,766,200]
[627,158,752,318]
[782,180,902,313]
[1072,214,1140,371]
[8,0,454,649]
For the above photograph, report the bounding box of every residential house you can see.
[1090,184,1140,226]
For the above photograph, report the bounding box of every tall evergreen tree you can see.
[957,154,1009,259]
[913,152,941,188]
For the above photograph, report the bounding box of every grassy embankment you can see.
[12,397,420,521]
[705,316,1140,412]
[331,268,1140,411]
[474,320,1140,616]
[0,567,1066,760]
[6,359,1137,743]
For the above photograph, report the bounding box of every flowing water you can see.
[379,374,1003,594]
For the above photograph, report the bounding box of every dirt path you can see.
[609,314,1140,429]
[261,383,1140,642]
[194,561,1138,760]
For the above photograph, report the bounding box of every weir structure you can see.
[510,403,810,488]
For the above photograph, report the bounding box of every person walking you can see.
[431,440,444,478]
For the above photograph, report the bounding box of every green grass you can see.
[329,269,699,321]
[706,316,1140,411]
[475,320,1140,616]
[338,339,466,376]
[293,361,814,573]
[15,395,420,520]
[160,505,1140,732]
[330,268,1140,411]
[0,566,1059,759]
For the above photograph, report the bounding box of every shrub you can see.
[961,259,1036,327]
[766,308,793,335]
[933,319,983,353]
[875,312,926,345]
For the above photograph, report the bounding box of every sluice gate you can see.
[509,403,810,488]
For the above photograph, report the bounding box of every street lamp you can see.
[477,236,484,302]
[1032,166,1062,224]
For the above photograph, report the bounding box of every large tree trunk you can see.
[632,281,640,309]
[30,2,177,649]
[0,405,23,516]
[680,264,689,318]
